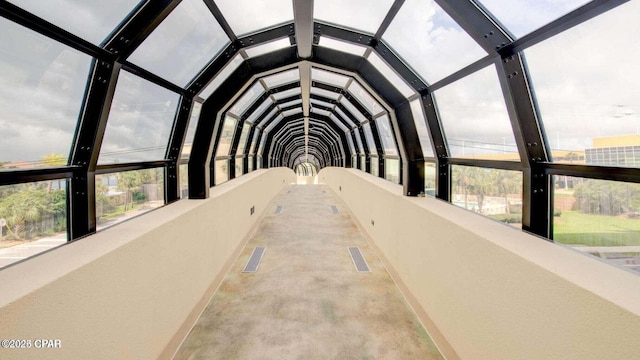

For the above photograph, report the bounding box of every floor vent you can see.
[348,247,370,273]
[243,247,266,273]
[331,205,339,214]
[275,205,282,214]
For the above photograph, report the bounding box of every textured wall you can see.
[0,168,295,360]
[319,167,640,360]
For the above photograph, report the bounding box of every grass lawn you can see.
[554,210,640,246]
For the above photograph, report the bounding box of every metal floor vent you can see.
[348,247,370,273]
[331,205,339,214]
[275,205,282,214]
[243,247,266,273]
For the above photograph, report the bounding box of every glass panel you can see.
[363,123,378,156]
[96,168,164,231]
[311,98,334,109]
[235,157,243,176]
[215,159,228,185]
[216,0,293,36]
[8,0,142,45]
[311,86,340,100]
[0,19,92,169]
[355,130,364,154]
[452,166,523,228]
[257,107,279,128]
[181,102,202,160]
[425,162,436,196]
[216,115,238,157]
[410,99,435,157]
[312,67,350,88]
[246,98,273,124]
[257,155,263,169]
[478,0,590,38]
[258,136,267,156]
[335,107,356,129]
[329,114,349,133]
[526,1,640,168]
[236,123,251,155]
[247,156,254,172]
[273,87,301,101]
[435,65,518,160]
[244,38,291,58]
[347,133,355,155]
[318,36,367,56]
[367,51,415,98]
[370,156,379,176]
[553,177,640,274]
[282,108,302,118]
[385,158,400,184]
[249,130,260,155]
[340,97,367,123]
[230,82,264,116]
[262,68,299,89]
[279,99,302,109]
[375,115,398,156]
[360,155,366,171]
[198,54,243,100]
[315,0,394,34]
[179,164,189,199]
[348,81,384,116]
[312,108,332,118]
[0,179,68,269]
[265,114,284,133]
[99,71,180,164]
[128,0,229,87]
[382,0,486,83]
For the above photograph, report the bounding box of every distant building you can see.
[585,134,640,167]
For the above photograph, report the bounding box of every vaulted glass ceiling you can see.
[0,0,638,247]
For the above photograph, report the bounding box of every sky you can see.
[0,0,638,169]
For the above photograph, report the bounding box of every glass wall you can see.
[99,71,180,164]
[179,164,189,199]
[215,159,229,185]
[385,159,400,184]
[425,162,436,196]
[95,168,164,231]
[435,65,518,161]
[553,176,640,273]
[452,166,523,227]
[526,1,640,168]
[370,156,379,177]
[180,102,202,161]
[0,180,68,269]
[0,17,92,169]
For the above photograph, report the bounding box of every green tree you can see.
[0,185,48,239]
[493,170,522,214]
[453,166,493,213]
[117,171,144,211]
[573,180,640,215]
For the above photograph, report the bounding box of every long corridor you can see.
[174,184,443,359]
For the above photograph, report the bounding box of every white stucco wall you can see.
[319,167,640,360]
[0,168,295,360]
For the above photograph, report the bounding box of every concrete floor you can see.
[174,184,443,360]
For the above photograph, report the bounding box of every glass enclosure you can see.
[95,168,164,231]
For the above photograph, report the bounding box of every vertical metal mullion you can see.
[367,118,385,178]
[164,97,193,203]
[497,54,551,239]
[69,60,122,240]
[421,92,450,201]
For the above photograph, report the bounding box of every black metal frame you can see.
[0,0,635,256]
